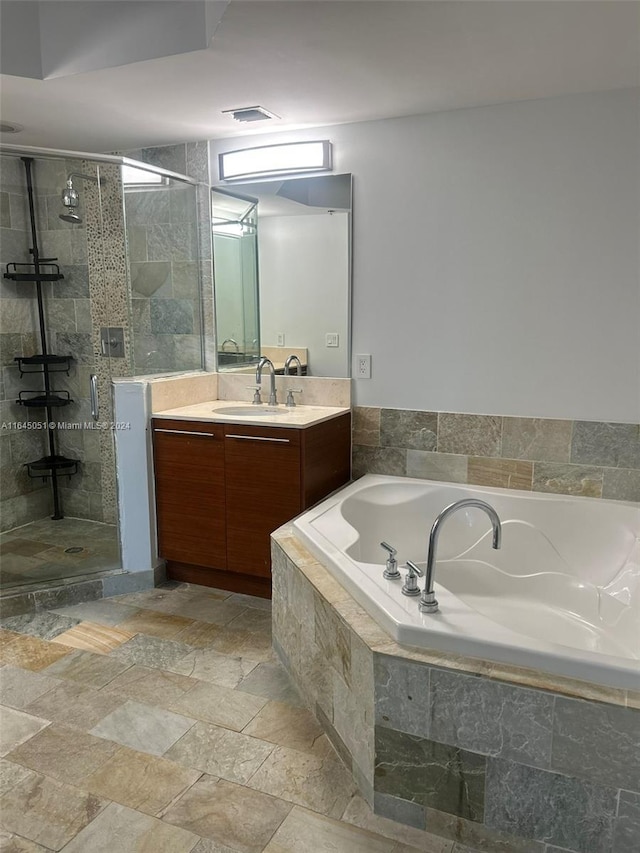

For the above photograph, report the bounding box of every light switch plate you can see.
[326,332,339,347]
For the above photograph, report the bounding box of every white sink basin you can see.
[211,406,287,416]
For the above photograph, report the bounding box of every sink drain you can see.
[64,546,85,554]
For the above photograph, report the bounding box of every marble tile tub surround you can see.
[271,527,640,853]
[353,407,640,502]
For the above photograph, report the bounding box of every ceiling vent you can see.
[222,106,279,123]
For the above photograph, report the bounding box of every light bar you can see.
[219,140,332,181]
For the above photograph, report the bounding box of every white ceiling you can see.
[1,1,638,152]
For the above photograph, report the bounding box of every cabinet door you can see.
[224,426,302,577]
[152,420,226,569]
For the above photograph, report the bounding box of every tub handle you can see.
[380,541,401,580]
[402,560,424,597]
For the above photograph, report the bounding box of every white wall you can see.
[113,379,158,573]
[259,213,350,377]
[210,89,640,423]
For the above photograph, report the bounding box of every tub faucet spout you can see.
[420,499,502,614]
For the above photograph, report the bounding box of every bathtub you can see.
[293,474,640,690]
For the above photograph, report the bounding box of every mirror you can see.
[212,173,352,377]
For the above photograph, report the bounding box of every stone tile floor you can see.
[0,582,474,852]
[0,519,120,592]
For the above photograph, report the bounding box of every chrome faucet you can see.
[419,499,502,614]
[220,337,239,352]
[256,356,278,405]
[284,354,303,376]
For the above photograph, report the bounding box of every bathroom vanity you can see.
[151,401,351,597]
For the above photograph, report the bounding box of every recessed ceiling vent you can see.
[222,106,279,123]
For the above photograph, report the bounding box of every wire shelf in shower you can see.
[17,389,73,408]
[4,261,64,283]
[25,455,79,481]
[15,355,73,376]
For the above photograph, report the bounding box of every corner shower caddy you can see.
[3,157,79,520]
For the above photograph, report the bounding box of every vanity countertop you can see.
[153,399,350,429]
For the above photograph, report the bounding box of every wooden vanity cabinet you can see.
[151,412,351,597]
[152,419,226,570]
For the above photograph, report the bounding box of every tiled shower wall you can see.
[353,408,640,502]
[125,142,214,372]
[0,156,106,530]
[0,157,49,531]
[1,145,211,533]
[124,182,201,373]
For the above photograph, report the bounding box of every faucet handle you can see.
[285,388,302,407]
[380,541,401,580]
[402,560,424,597]
[246,385,262,405]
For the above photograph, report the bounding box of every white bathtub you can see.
[293,475,640,690]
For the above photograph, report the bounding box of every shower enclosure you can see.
[0,147,206,592]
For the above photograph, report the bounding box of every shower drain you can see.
[64,546,85,554]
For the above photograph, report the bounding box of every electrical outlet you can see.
[276,332,285,347]
[325,332,339,347]
[356,354,371,378]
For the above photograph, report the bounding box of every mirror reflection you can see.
[212,173,352,377]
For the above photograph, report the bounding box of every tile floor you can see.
[0,519,120,592]
[0,582,474,852]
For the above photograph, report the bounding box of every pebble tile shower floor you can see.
[0,582,474,852]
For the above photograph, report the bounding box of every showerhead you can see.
[59,210,82,224]
[59,172,101,225]
[60,177,81,223]
[62,178,79,208]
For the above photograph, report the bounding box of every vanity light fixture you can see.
[219,140,332,181]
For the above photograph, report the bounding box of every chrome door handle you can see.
[90,374,99,421]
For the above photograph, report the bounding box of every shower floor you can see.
[0,518,120,592]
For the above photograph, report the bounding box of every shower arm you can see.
[67,172,101,185]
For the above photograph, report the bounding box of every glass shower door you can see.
[0,155,122,587]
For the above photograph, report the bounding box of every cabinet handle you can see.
[226,434,290,444]
[154,428,218,438]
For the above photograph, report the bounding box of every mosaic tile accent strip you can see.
[353,407,640,501]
